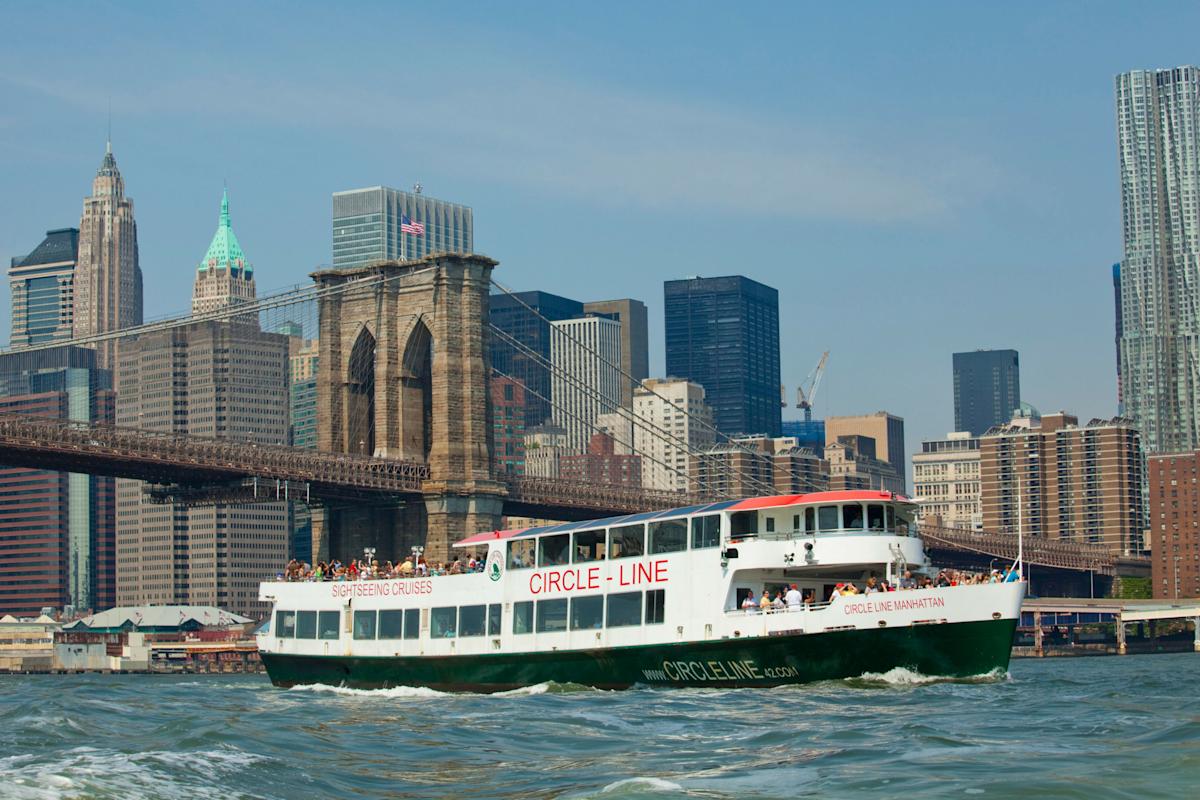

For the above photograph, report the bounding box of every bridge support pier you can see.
[1116,620,1127,655]
[314,502,430,566]
[424,491,505,562]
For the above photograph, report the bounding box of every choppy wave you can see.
[1,654,1196,800]
[848,666,1010,687]
[1,745,267,800]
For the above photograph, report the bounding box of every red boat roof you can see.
[453,490,910,547]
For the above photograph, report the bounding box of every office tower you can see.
[524,426,569,478]
[825,436,904,494]
[582,299,648,407]
[490,291,583,428]
[664,276,781,437]
[1113,263,1123,413]
[912,432,982,530]
[824,412,907,491]
[115,212,288,618]
[1147,453,1200,598]
[560,433,642,488]
[980,412,1144,556]
[691,435,829,499]
[550,316,622,452]
[331,185,472,269]
[1116,66,1200,452]
[75,142,143,369]
[491,376,526,474]
[952,350,1021,436]
[633,378,715,491]
[781,419,826,453]
[0,347,114,615]
[9,228,78,348]
[192,189,256,316]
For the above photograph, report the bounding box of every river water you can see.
[1,653,1196,799]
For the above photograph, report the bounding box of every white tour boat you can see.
[258,490,1025,690]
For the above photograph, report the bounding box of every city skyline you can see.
[5,3,1200,462]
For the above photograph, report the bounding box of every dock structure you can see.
[1017,598,1200,657]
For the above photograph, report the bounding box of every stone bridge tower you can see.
[311,254,504,563]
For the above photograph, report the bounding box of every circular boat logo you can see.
[486,549,504,581]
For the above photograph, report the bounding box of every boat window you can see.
[536,598,568,633]
[867,504,886,531]
[488,604,501,636]
[649,519,688,554]
[513,601,534,634]
[691,514,720,549]
[318,611,340,640]
[570,595,604,630]
[895,507,913,536]
[275,610,295,638]
[573,529,606,562]
[730,511,758,537]
[842,503,864,530]
[886,505,895,530]
[431,607,457,638]
[792,514,800,533]
[608,524,645,559]
[459,605,486,637]
[379,609,404,639]
[353,610,377,640]
[538,533,571,567]
[295,610,317,639]
[765,517,776,533]
[606,591,642,627]
[508,538,536,570]
[402,608,419,640]
[644,590,666,624]
[805,507,816,533]
[817,505,839,531]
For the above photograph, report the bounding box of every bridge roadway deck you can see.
[0,412,1151,576]
[0,413,429,502]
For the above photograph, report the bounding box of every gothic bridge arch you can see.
[311,254,504,562]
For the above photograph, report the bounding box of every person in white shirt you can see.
[784,584,802,609]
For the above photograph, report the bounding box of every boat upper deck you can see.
[455,490,915,548]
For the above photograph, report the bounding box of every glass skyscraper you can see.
[9,228,78,348]
[332,186,473,269]
[490,290,584,428]
[664,275,781,437]
[952,349,1021,436]
[1117,66,1200,453]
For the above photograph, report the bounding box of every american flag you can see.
[401,214,425,235]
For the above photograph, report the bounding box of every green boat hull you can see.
[261,618,1017,691]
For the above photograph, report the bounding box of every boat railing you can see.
[730,526,915,544]
[724,600,835,616]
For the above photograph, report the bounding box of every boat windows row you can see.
[513,589,665,633]
[274,591,666,642]
[509,514,719,569]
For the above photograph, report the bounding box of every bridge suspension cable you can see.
[489,324,775,497]
[492,278,830,496]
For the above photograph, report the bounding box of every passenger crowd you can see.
[280,555,486,582]
[740,567,1019,613]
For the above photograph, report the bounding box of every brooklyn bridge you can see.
[0,253,1146,591]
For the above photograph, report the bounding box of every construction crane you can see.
[796,351,829,422]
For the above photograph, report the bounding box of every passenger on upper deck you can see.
[785,584,802,608]
[742,591,757,612]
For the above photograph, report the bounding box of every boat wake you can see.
[286,680,600,698]
[847,666,1010,687]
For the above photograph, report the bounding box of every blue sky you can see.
[1,1,1197,467]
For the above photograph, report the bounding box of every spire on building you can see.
[198,188,252,275]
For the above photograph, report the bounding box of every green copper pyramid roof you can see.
[198,189,252,275]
